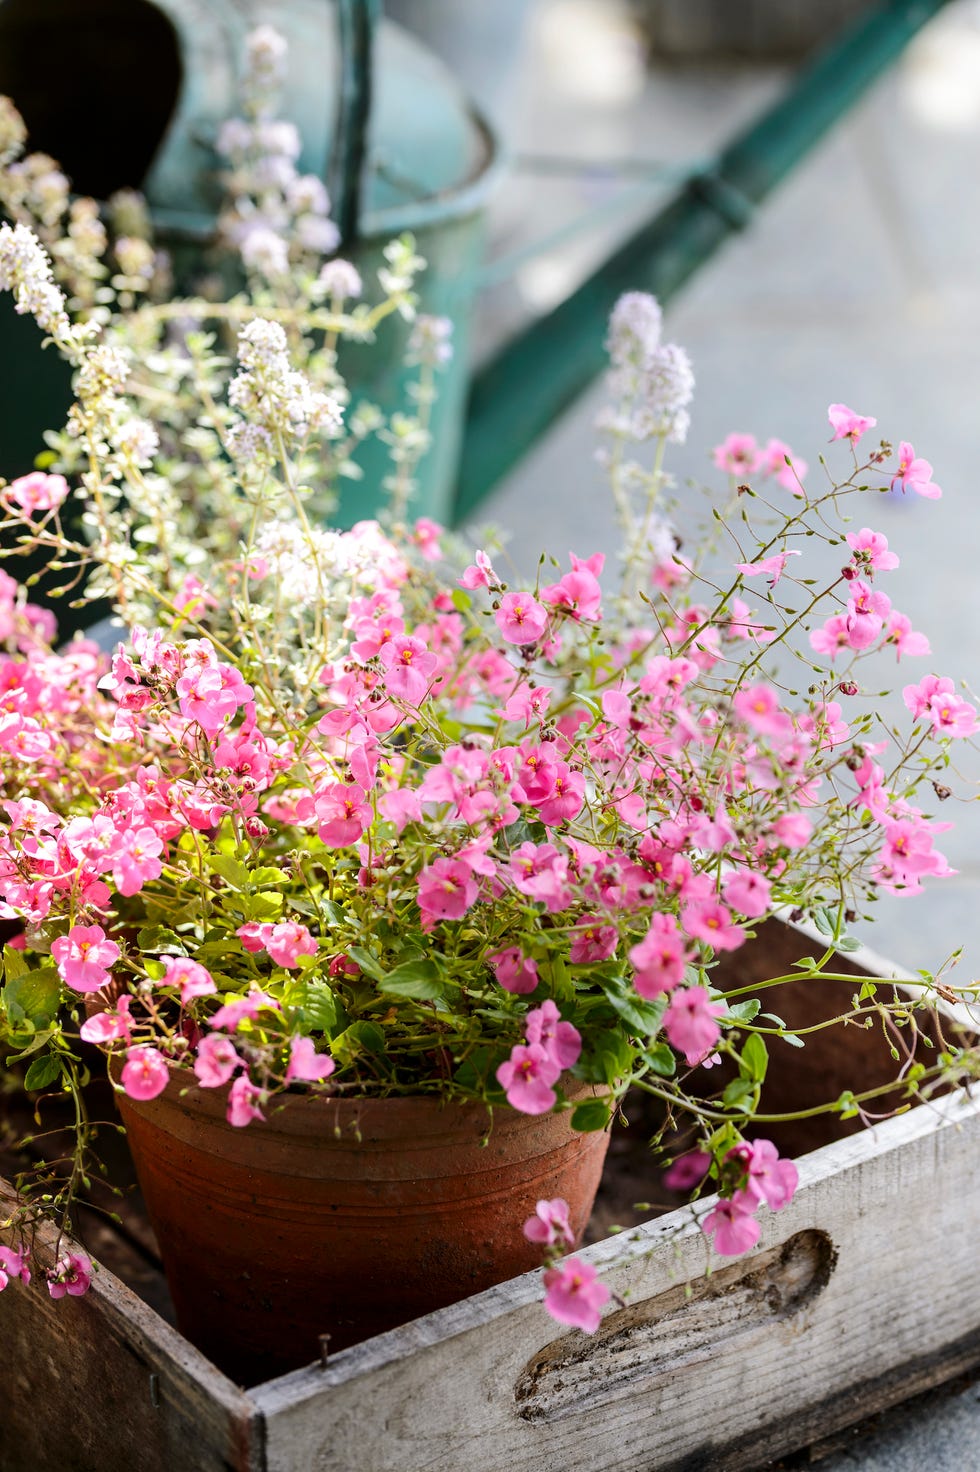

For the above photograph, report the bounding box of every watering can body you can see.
[0,0,498,563]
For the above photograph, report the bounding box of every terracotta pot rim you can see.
[111,1056,610,1146]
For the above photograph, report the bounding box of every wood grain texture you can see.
[253,1087,980,1472]
[0,1182,260,1472]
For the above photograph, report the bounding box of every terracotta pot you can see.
[115,1070,610,1385]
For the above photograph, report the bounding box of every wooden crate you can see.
[2,922,978,1472]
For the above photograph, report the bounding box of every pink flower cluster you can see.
[702,1140,799,1255]
[496,1001,582,1114]
[713,432,808,493]
[522,1197,610,1333]
[809,532,930,662]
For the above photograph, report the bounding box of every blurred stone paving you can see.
[461,1,980,1465]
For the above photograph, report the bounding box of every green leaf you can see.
[740,1032,769,1084]
[3,967,61,1027]
[24,1052,62,1091]
[836,935,862,953]
[136,926,186,954]
[4,1028,53,1063]
[725,998,761,1023]
[297,982,337,1033]
[722,1078,756,1112]
[778,1031,805,1048]
[346,946,385,981]
[209,853,250,889]
[571,1098,611,1133]
[249,866,290,887]
[813,907,835,937]
[322,901,346,927]
[2,945,29,982]
[580,1029,634,1086]
[451,587,471,612]
[379,961,446,1001]
[332,1021,387,1065]
[240,890,284,922]
[642,1041,676,1077]
[597,976,666,1036]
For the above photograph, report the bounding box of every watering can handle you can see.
[331,0,379,248]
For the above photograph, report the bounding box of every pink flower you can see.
[416,857,479,923]
[47,1250,93,1299]
[174,574,217,615]
[927,689,978,739]
[495,591,549,645]
[120,1046,170,1102]
[770,812,812,849]
[194,1034,242,1088]
[541,559,603,622]
[497,1042,561,1115]
[51,924,121,993]
[728,1139,798,1212]
[237,922,270,953]
[735,551,800,586]
[378,787,423,832]
[702,1198,760,1256]
[536,763,585,827]
[663,1150,711,1192]
[378,635,438,706]
[112,826,164,897]
[569,917,618,965]
[845,527,899,575]
[891,441,941,499]
[723,868,772,919]
[79,994,133,1045]
[761,438,808,492]
[683,901,746,952]
[542,1256,610,1332]
[209,987,279,1030]
[884,613,930,659]
[285,1035,336,1082]
[176,665,244,737]
[630,912,690,998]
[733,684,793,739]
[523,1197,574,1247]
[161,955,216,1005]
[5,471,69,514]
[809,612,857,659]
[663,987,726,1066]
[500,681,552,726]
[265,921,318,968]
[525,999,582,1070]
[459,549,498,590]
[412,517,443,560]
[315,783,371,847]
[712,433,762,476]
[903,672,951,720]
[227,1074,266,1127]
[828,403,877,444]
[489,946,540,995]
[0,1244,31,1289]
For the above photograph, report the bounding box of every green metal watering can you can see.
[0,0,498,540]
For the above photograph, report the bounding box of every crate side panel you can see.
[256,1091,980,1472]
[0,1185,260,1472]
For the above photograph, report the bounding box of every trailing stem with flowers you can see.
[0,39,978,1337]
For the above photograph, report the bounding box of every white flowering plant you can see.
[0,40,978,1331]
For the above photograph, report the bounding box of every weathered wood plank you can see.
[253,1086,980,1472]
[0,1182,261,1472]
